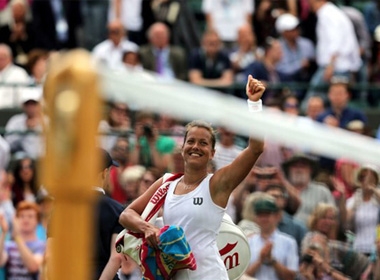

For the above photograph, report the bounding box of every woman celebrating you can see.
[119,75,265,279]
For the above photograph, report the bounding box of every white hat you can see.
[275,13,300,33]
[19,87,43,105]
[374,25,380,42]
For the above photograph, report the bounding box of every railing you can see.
[1,81,380,109]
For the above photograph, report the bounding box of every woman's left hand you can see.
[246,75,265,101]
[144,225,161,249]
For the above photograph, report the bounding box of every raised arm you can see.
[211,75,265,207]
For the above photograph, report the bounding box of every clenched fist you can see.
[246,75,265,102]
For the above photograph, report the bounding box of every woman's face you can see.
[359,169,378,186]
[138,171,156,196]
[316,209,336,236]
[32,57,48,81]
[109,103,129,127]
[19,159,34,183]
[182,127,215,168]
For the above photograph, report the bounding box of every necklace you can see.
[181,174,208,190]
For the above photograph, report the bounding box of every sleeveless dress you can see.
[163,174,228,280]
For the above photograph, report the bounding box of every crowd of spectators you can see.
[0,0,380,279]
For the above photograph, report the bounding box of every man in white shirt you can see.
[245,195,299,280]
[0,43,30,108]
[92,19,139,70]
[202,0,254,48]
[4,88,45,159]
[302,0,362,110]
[109,0,143,45]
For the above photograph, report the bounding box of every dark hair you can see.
[26,49,49,75]
[97,148,117,173]
[183,120,216,149]
[107,102,130,127]
[122,51,140,62]
[12,157,39,207]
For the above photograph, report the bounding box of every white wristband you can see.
[247,99,262,113]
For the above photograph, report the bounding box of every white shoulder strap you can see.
[140,173,175,223]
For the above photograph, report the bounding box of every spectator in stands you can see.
[300,230,367,279]
[302,0,362,110]
[202,0,254,49]
[188,29,233,90]
[347,164,380,257]
[0,137,10,171]
[346,120,371,136]
[156,113,185,147]
[0,0,35,67]
[333,158,359,200]
[229,23,263,97]
[10,156,40,207]
[213,126,243,171]
[368,25,380,106]
[4,89,45,159]
[93,148,124,279]
[130,110,176,174]
[264,184,307,252]
[35,191,53,242]
[81,0,109,50]
[252,165,301,216]
[0,169,14,231]
[109,137,131,205]
[236,192,262,237]
[0,0,12,27]
[244,37,284,103]
[98,101,131,153]
[316,77,368,129]
[109,0,144,45]
[92,19,139,70]
[375,235,380,279]
[363,0,380,37]
[120,165,146,206]
[305,96,324,121]
[138,22,187,80]
[0,43,30,108]
[282,153,335,226]
[275,13,316,101]
[137,167,161,197]
[253,0,277,47]
[25,49,49,85]
[245,195,299,280]
[340,4,372,103]
[0,201,45,279]
[281,93,300,116]
[31,0,82,50]
[121,50,144,73]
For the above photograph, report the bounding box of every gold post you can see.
[42,49,102,279]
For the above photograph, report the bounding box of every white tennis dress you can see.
[163,174,228,280]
